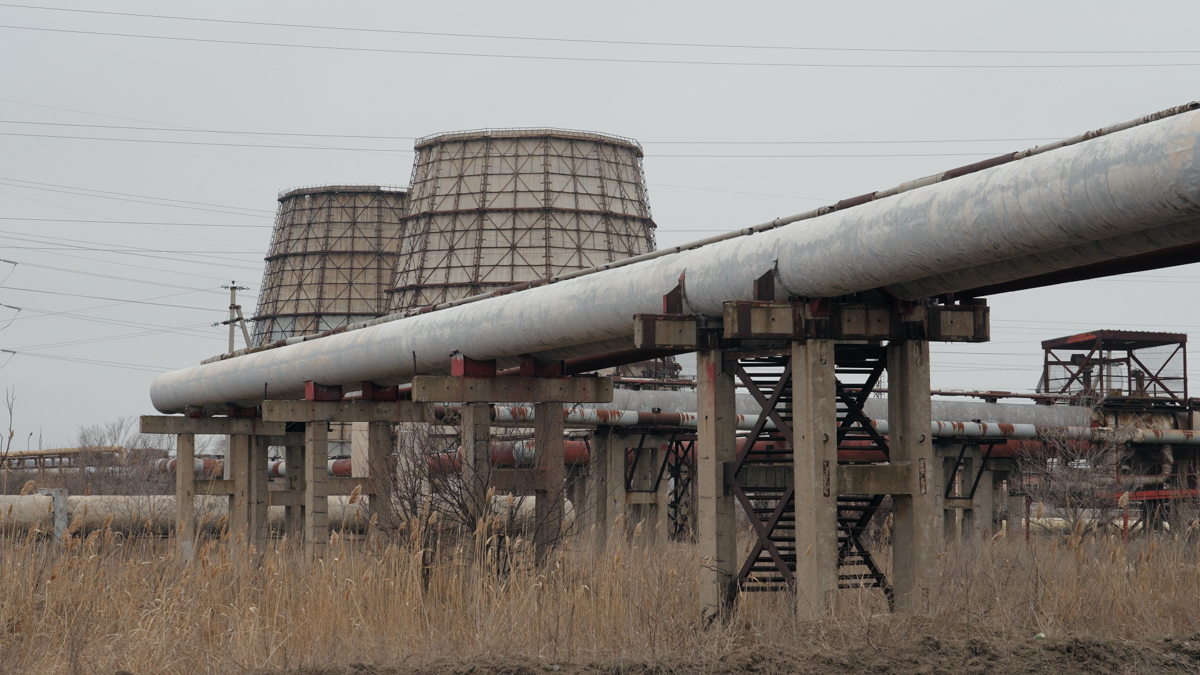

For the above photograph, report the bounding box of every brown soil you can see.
[267,632,1200,675]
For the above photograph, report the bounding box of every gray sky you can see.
[2,1,1198,448]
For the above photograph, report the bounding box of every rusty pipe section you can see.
[152,104,1200,412]
[492,406,778,431]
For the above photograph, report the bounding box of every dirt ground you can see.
[268,632,1200,675]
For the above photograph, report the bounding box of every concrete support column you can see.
[533,401,565,564]
[460,403,493,526]
[582,430,612,549]
[227,434,250,541]
[604,434,627,538]
[249,435,270,551]
[697,348,737,621]
[176,433,195,561]
[792,339,839,620]
[350,422,369,477]
[284,441,305,538]
[305,421,329,558]
[888,340,940,615]
[627,437,670,542]
[366,421,394,524]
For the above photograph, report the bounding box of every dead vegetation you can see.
[1,513,1200,675]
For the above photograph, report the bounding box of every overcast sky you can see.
[1,1,1198,448]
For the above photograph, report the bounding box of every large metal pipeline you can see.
[151,105,1200,412]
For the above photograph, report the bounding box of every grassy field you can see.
[2,514,1200,674]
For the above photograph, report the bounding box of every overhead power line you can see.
[0,132,1017,158]
[2,4,1197,56]
[3,24,1200,69]
[0,349,170,373]
[0,259,228,294]
[0,120,1057,146]
[0,177,272,215]
[0,217,271,228]
[0,286,228,312]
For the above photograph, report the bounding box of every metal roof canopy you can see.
[1040,330,1188,406]
[1041,330,1186,351]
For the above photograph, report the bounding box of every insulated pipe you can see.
[591,388,1091,426]
[152,106,1200,412]
[265,459,352,478]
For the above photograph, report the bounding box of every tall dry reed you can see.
[1,517,1198,674]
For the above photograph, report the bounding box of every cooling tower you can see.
[253,185,407,346]
[387,128,656,313]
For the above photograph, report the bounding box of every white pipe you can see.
[151,106,1200,412]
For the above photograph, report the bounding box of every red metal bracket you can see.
[227,404,258,418]
[450,352,497,377]
[184,405,205,419]
[519,355,565,377]
[360,381,399,401]
[808,298,832,317]
[305,381,343,401]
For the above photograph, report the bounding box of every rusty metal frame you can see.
[836,495,894,609]
[944,443,997,501]
[665,435,696,540]
[722,349,796,590]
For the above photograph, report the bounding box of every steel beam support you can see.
[697,348,737,621]
[533,401,566,564]
[461,403,492,526]
[305,422,329,558]
[888,340,941,615]
[176,433,195,561]
[792,339,840,620]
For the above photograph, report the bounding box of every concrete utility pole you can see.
[220,281,252,354]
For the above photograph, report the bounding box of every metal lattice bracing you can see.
[253,185,407,346]
[725,345,893,605]
[387,128,657,314]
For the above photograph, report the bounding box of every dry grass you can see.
[1,518,1199,674]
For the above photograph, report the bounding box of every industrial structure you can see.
[252,185,408,346]
[128,103,1200,622]
[387,128,657,314]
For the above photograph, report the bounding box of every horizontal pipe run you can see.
[207,102,1200,365]
[153,104,1200,411]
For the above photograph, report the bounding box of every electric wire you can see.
[0,119,1058,146]
[2,5,1198,57]
[4,24,1199,69]
[0,259,229,294]
[0,287,228,312]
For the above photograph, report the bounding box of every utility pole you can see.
[219,281,252,354]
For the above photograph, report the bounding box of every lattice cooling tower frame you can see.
[252,185,407,346]
[387,128,657,314]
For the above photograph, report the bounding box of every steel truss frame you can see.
[720,344,893,601]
